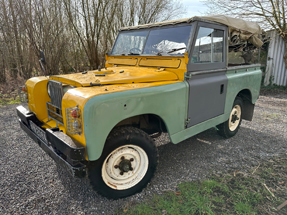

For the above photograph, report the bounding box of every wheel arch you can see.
[83,81,187,161]
[85,112,171,162]
[236,89,255,121]
[112,113,168,135]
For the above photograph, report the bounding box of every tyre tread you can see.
[88,126,158,199]
[216,97,243,138]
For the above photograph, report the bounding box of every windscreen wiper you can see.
[128,52,140,55]
[167,47,186,54]
[156,47,187,56]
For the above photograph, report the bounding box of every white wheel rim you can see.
[101,145,149,190]
[229,104,241,131]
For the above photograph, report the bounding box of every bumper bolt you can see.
[120,171,124,175]
[114,165,119,169]
[121,156,125,160]
[130,158,134,162]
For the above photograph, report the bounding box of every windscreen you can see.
[143,25,192,55]
[111,30,149,55]
[111,25,192,56]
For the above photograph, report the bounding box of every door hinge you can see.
[184,72,192,80]
[185,118,190,127]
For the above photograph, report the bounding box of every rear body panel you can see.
[171,65,262,144]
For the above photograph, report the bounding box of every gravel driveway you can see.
[1,94,287,214]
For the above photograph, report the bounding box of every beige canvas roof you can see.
[120,15,263,48]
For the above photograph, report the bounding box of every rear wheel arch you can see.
[236,89,255,121]
[236,89,252,103]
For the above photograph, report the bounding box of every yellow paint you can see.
[65,81,180,99]
[50,54,189,87]
[105,55,188,81]
[25,53,189,159]
[48,76,83,87]
[139,58,181,68]
[108,57,138,66]
[26,77,50,121]
[61,92,87,147]
[93,69,114,74]
[185,52,189,65]
[49,67,179,87]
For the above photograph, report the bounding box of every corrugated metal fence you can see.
[264,30,287,86]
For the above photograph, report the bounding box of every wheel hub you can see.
[228,104,242,132]
[231,113,239,123]
[102,145,149,190]
[119,159,132,172]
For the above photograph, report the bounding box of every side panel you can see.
[224,68,262,113]
[170,67,262,144]
[187,71,227,127]
[83,82,188,161]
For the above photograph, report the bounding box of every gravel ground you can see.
[1,94,287,214]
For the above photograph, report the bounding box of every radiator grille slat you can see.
[49,80,63,108]
[47,80,64,125]
[47,102,64,125]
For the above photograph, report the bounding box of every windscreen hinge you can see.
[185,72,192,80]
[185,117,190,127]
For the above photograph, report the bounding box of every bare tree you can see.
[0,0,183,82]
[17,0,71,75]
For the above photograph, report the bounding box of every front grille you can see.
[47,80,64,125]
[47,102,63,124]
[48,80,63,108]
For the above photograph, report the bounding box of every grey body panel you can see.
[187,71,228,127]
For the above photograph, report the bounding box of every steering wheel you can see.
[129,48,141,54]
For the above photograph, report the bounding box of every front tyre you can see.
[216,97,243,138]
[88,127,158,199]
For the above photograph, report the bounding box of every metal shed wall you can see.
[264,30,287,86]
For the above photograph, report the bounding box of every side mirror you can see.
[40,50,46,65]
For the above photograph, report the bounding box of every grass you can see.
[0,94,21,107]
[120,155,287,215]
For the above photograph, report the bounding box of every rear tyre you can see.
[88,126,158,199]
[216,97,243,138]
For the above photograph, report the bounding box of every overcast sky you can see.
[178,0,208,18]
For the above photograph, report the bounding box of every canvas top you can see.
[120,15,263,47]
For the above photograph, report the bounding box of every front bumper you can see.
[16,106,86,178]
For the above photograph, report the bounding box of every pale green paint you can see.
[83,67,262,161]
[225,67,262,110]
[170,114,228,143]
[83,82,188,161]
[170,67,262,144]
